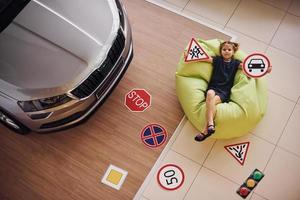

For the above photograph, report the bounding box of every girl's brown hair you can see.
[219,41,239,55]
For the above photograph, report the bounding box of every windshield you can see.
[0,0,30,33]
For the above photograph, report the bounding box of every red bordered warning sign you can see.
[224,142,250,166]
[157,164,185,191]
[184,38,210,62]
[242,53,271,78]
[140,124,167,149]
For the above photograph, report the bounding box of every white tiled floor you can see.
[278,104,300,157]
[171,121,216,165]
[184,0,240,26]
[271,14,300,58]
[184,167,243,200]
[136,0,300,199]
[255,147,300,200]
[288,0,300,16]
[143,150,201,200]
[203,134,274,184]
[266,47,300,102]
[227,0,285,43]
[261,0,291,11]
[252,91,295,144]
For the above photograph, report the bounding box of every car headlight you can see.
[18,94,72,112]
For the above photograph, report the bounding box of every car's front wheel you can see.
[0,109,30,134]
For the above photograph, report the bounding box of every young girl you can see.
[195,41,271,142]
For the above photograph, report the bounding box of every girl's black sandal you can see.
[207,124,215,134]
[194,132,212,142]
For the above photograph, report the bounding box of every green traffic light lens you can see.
[253,171,263,181]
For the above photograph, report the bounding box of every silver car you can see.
[0,0,133,134]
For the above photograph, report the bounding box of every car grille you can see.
[71,29,125,99]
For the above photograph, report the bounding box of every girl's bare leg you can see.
[196,91,222,141]
[201,90,221,134]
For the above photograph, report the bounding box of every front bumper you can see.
[18,15,133,132]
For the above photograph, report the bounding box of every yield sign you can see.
[224,142,250,166]
[184,38,209,62]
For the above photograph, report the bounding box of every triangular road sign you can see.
[184,38,209,62]
[224,142,250,166]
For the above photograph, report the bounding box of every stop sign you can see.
[124,89,151,112]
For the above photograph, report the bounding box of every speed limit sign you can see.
[156,164,185,191]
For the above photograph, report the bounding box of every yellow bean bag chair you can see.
[176,39,268,139]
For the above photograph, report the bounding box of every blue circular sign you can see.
[140,124,167,148]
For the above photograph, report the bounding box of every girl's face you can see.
[221,44,234,60]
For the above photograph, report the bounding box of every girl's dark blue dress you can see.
[207,56,241,102]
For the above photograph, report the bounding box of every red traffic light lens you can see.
[239,187,250,197]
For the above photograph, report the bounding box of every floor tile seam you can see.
[286,0,300,18]
[224,26,270,46]
[145,0,235,38]
[133,147,172,198]
[181,0,191,12]
[225,27,300,60]
[251,191,270,200]
[248,132,276,146]
[204,166,271,200]
[201,166,240,185]
[224,0,242,28]
[275,95,300,145]
[145,0,182,11]
[199,133,273,200]
[226,25,300,60]
[202,140,218,166]
[268,44,300,60]
[170,148,205,166]
[181,8,225,28]
[268,89,298,103]
[276,145,300,159]
[260,97,299,173]
[258,0,291,12]
[182,165,204,200]
[133,116,187,200]
[155,0,300,61]
[250,97,300,199]
[287,11,300,18]
[248,192,255,200]
[268,6,289,46]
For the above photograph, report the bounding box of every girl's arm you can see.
[238,62,249,77]
[201,56,213,63]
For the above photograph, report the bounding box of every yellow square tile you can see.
[106,169,123,185]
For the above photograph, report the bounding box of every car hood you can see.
[0,0,119,100]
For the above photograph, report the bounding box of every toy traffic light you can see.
[237,169,264,199]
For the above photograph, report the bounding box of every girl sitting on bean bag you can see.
[195,41,272,142]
